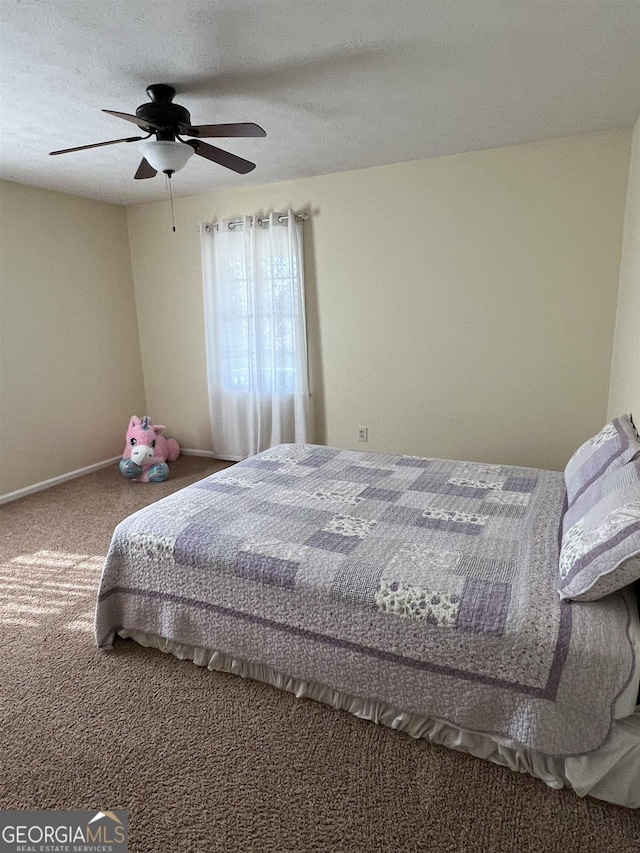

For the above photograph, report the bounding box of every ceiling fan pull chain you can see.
[168,173,176,233]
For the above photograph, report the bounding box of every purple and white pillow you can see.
[558,458,640,601]
[563,414,640,506]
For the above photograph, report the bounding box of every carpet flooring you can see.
[1,456,638,852]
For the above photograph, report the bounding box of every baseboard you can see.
[180,448,241,462]
[0,452,238,506]
[0,456,122,506]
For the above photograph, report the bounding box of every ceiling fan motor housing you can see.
[136,84,191,133]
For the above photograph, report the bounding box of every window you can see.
[200,211,312,459]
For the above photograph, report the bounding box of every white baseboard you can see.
[180,448,241,462]
[0,452,238,506]
[0,456,122,506]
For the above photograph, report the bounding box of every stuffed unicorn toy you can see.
[119,416,180,483]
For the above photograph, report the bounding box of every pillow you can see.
[558,458,640,601]
[563,414,640,506]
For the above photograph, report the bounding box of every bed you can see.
[95,421,640,808]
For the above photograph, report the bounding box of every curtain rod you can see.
[203,210,308,232]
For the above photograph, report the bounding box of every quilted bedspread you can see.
[96,444,636,756]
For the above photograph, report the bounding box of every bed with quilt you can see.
[95,415,640,808]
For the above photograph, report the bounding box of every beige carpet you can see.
[1,456,638,853]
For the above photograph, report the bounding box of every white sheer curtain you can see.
[200,210,313,460]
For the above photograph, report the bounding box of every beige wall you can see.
[128,129,631,472]
[608,115,640,422]
[0,180,146,496]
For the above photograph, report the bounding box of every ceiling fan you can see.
[49,83,266,180]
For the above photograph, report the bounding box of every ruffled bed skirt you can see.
[118,629,640,809]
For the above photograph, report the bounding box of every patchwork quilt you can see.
[95,444,636,756]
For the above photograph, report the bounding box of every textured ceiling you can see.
[1,0,639,206]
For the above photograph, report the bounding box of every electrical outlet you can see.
[358,427,368,442]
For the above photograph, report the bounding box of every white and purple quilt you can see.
[95,444,636,756]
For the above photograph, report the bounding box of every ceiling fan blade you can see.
[184,122,266,138]
[50,136,143,155]
[186,140,256,174]
[102,109,164,131]
[134,158,157,180]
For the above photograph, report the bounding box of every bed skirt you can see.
[117,629,640,809]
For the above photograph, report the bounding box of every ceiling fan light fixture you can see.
[137,139,194,174]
